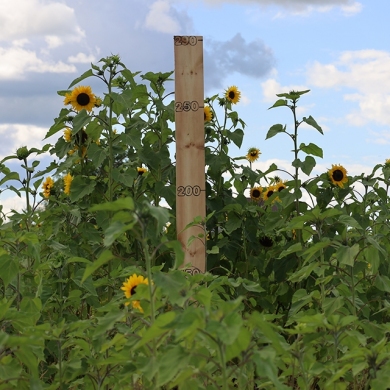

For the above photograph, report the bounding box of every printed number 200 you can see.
[177,185,202,196]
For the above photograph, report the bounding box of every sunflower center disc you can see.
[130,286,137,295]
[77,93,90,106]
[252,190,260,198]
[333,170,344,181]
[278,186,285,192]
[229,91,235,99]
[267,190,274,197]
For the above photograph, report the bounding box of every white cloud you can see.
[0,194,26,218]
[307,50,390,126]
[341,1,362,15]
[0,124,52,160]
[198,0,362,15]
[261,78,309,103]
[45,35,63,49]
[68,53,96,64]
[0,0,84,42]
[145,0,181,34]
[0,46,76,80]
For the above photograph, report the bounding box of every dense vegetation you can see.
[1,55,390,389]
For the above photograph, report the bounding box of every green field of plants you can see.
[1,55,390,389]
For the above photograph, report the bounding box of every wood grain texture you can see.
[174,36,206,273]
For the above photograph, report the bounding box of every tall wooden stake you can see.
[174,36,206,274]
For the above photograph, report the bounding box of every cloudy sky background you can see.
[1,0,389,213]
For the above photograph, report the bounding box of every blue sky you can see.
[1,0,389,213]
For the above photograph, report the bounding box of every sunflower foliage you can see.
[1,56,390,389]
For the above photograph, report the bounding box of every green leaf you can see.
[0,172,20,186]
[0,253,18,287]
[70,176,96,202]
[374,275,390,293]
[72,109,92,132]
[276,90,310,99]
[301,155,316,176]
[135,312,176,348]
[302,115,323,134]
[82,250,115,283]
[268,99,288,109]
[338,215,362,230]
[266,124,285,140]
[229,129,244,148]
[90,197,134,212]
[299,142,323,158]
[278,243,302,259]
[88,143,107,168]
[68,69,94,88]
[336,244,360,266]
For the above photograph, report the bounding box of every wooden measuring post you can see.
[174,36,206,274]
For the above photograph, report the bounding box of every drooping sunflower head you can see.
[42,177,54,199]
[63,173,73,195]
[263,185,276,201]
[246,147,261,163]
[204,106,213,122]
[250,186,263,201]
[121,273,149,312]
[63,128,72,142]
[137,167,147,176]
[64,86,97,112]
[259,236,274,248]
[328,164,348,188]
[225,85,241,104]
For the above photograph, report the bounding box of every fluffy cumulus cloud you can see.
[0,46,76,80]
[198,0,362,15]
[307,50,390,127]
[0,124,50,160]
[0,0,84,42]
[145,0,182,34]
[205,33,275,88]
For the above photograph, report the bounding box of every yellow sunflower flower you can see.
[385,159,390,166]
[137,167,147,176]
[63,173,73,195]
[250,186,263,201]
[204,106,213,122]
[246,147,261,163]
[42,177,54,198]
[64,86,97,112]
[225,85,241,104]
[328,164,348,188]
[121,274,149,312]
[274,181,287,192]
[63,128,72,142]
[263,185,276,201]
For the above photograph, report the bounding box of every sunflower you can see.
[259,236,273,248]
[63,128,72,142]
[328,164,348,188]
[42,177,54,198]
[63,173,73,195]
[246,147,261,163]
[64,86,97,112]
[204,106,213,122]
[225,86,241,104]
[385,159,390,167]
[121,273,149,312]
[263,185,276,201]
[250,186,263,201]
[274,181,287,192]
[137,167,147,176]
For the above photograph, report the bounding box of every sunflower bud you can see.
[16,146,30,160]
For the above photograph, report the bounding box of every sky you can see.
[1,0,390,214]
